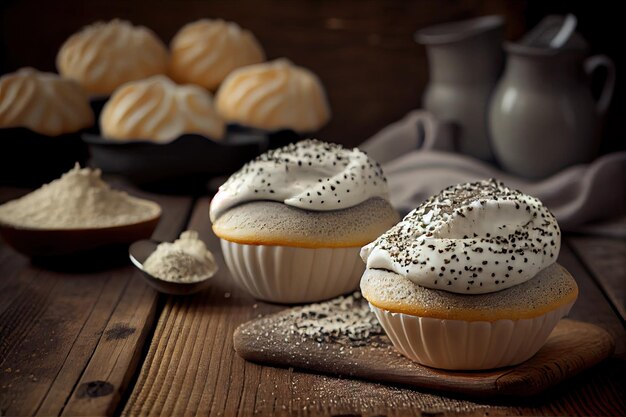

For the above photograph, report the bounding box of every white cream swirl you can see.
[0,68,94,136]
[209,139,389,222]
[57,19,168,95]
[360,179,561,294]
[215,59,330,133]
[100,75,225,142]
[169,19,265,91]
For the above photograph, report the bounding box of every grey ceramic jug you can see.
[416,15,504,162]
[489,43,615,179]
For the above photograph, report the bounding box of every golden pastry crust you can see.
[212,198,399,248]
[361,263,578,321]
[215,59,330,133]
[57,19,168,95]
[169,19,265,91]
[0,68,93,136]
[100,75,224,142]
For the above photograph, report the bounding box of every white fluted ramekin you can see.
[220,239,364,303]
[370,300,575,370]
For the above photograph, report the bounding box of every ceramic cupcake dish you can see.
[210,139,399,303]
[0,68,94,186]
[360,179,578,370]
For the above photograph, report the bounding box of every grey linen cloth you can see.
[361,110,626,237]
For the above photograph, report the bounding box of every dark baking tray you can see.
[82,126,302,193]
[83,132,260,193]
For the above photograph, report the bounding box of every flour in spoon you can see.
[144,230,218,283]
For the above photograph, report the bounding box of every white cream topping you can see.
[209,139,389,222]
[360,179,561,294]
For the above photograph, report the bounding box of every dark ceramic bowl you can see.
[88,96,109,134]
[225,124,305,150]
[0,212,160,258]
[82,128,302,192]
[0,127,89,187]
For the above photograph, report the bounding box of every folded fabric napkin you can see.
[361,110,626,237]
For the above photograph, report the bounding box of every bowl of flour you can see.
[0,164,161,257]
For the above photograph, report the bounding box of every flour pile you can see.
[0,164,160,229]
[144,230,218,283]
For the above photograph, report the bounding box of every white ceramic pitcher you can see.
[489,43,615,179]
[416,15,504,162]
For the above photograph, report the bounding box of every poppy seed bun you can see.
[212,197,399,248]
[361,263,578,321]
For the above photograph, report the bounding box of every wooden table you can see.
[1,184,624,417]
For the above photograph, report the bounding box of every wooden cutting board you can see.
[233,295,615,398]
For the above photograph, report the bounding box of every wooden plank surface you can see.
[0,184,193,417]
[560,241,626,358]
[122,198,626,417]
[568,236,626,323]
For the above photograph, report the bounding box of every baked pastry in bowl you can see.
[100,75,225,142]
[215,59,330,147]
[57,19,168,97]
[360,179,578,370]
[210,139,398,303]
[83,75,248,189]
[0,68,93,186]
[169,19,265,91]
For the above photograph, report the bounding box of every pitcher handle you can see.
[584,54,616,116]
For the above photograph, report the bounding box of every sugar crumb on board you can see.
[239,292,389,354]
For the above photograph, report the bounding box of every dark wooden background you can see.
[0,0,623,151]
